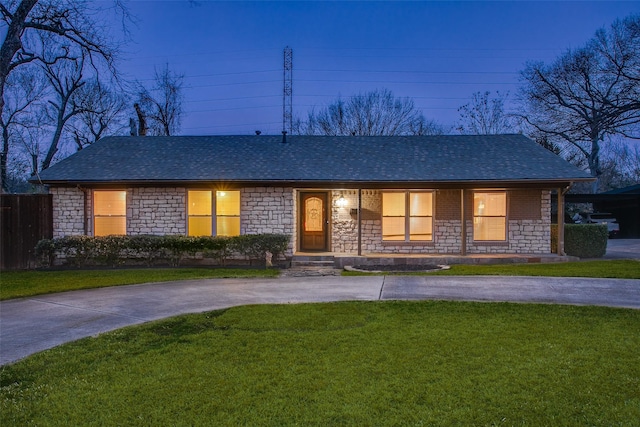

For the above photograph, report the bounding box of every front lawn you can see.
[2,260,638,301]
[344,260,640,279]
[1,301,638,425]
[0,268,279,301]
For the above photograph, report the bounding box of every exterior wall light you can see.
[337,194,348,208]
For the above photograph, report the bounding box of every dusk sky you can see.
[117,1,640,135]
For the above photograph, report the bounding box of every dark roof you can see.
[34,134,592,186]
[602,184,640,195]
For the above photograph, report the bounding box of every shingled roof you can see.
[34,134,592,186]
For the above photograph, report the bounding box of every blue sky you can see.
[117,1,640,135]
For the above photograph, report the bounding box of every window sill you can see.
[382,241,435,246]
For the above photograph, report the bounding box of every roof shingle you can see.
[35,134,592,185]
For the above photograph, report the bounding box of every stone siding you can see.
[241,187,295,255]
[330,189,551,255]
[51,187,86,237]
[50,185,551,256]
[128,187,186,235]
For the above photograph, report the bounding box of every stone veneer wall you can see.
[127,187,186,235]
[51,187,86,237]
[51,185,549,255]
[241,187,295,256]
[330,189,551,255]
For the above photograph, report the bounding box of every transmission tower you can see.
[283,46,293,134]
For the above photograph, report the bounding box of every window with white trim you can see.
[188,190,240,236]
[473,192,506,241]
[382,191,433,241]
[94,190,126,236]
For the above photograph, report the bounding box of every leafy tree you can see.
[519,14,640,191]
[456,91,518,134]
[296,89,443,136]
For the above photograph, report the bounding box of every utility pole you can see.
[283,46,293,134]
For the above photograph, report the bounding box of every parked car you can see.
[572,212,620,238]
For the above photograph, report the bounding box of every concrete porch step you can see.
[291,255,336,268]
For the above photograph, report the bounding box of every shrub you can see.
[126,235,167,266]
[34,238,58,268]
[564,224,608,258]
[229,234,291,266]
[33,233,292,268]
[58,236,97,267]
[201,236,232,265]
[94,235,130,267]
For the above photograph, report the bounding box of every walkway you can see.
[2,274,639,366]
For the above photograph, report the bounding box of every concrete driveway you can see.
[603,238,640,260]
[1,274,639,366]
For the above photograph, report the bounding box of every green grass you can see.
[0,268,279,301]
[1,301,638,425]
[343,260,640,279]
[2,260,638,301]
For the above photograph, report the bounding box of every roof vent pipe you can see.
[255,130,261,135]
[282,130,287,144]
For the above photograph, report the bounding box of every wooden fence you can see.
[0,194,53,270]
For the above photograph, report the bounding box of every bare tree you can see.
[0,66,46,189]
[39,54,88,170]
[519,14,640,191]
[136,64,184,136]
[69,80,128,150]
[456,91,518,134]
[0,0,128,190]
[598,138,640,191]
[296,89,443,136]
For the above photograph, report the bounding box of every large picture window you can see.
[94,191,126,236]
[473,192,506,241]
[188,190,240,236]
[382,191,433,241]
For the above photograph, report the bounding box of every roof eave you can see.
[34,177,595,189]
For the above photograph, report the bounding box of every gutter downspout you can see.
[557,184,572,256]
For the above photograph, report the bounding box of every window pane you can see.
[189,217,212,236]
[474,192,506,216]
[217,217,240,237]
[382,192,405,216]
[382,217,405,241]
[410,192,432,216]
[188,191,212,216]
[95,217,126,236]
[94,191,126,216]
[216,191,240,216]
[474,217,506,241]
[410,217,433,241]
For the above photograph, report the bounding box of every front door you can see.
[300,192,328,251]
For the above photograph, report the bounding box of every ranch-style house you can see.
[33,134,592,259]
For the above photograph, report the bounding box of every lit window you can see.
[94,191,126,236]
[188,190,212,236]
[473,192,506,241]
[216,191,240,237]
[188,190,240,236]
[382,192,433,241]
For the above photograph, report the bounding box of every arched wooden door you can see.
[300,192,328,251]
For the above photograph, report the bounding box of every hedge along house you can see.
[33,134,592,263]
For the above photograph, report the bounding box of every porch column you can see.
[557,187,566,256]
[357,188,362,256]
[460,189,467,255]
